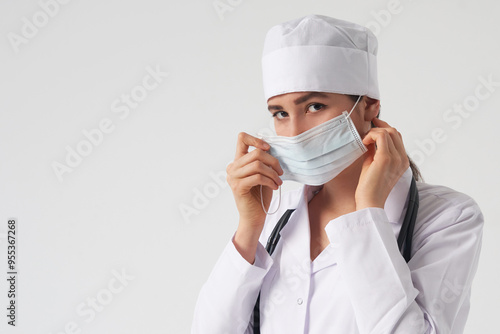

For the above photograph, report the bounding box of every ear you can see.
[362,96,380,122]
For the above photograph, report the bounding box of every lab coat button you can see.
[297,298,303,305]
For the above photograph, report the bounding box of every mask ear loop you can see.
[260,184,281,215]
[346,95,362,119]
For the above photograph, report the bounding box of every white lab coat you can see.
[191,167,484,333]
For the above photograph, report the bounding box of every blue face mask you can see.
[257,95,367,214]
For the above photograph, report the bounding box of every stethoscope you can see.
[252,176,419,333]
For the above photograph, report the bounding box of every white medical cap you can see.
[262,14,380,101]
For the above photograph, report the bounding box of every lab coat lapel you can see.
[384,167,413,224]
[278,185,312,274]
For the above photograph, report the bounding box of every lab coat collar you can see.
[277,166,413,270]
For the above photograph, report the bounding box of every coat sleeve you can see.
[191,232,274,334]
[324,196,483,334]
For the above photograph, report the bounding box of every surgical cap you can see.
[262,14,380,101]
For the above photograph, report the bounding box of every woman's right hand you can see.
[226,132,284,231]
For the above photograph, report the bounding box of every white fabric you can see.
[262,14,380,101]
[191,167,484,333]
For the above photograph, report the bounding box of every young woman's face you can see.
[267,91,366,137]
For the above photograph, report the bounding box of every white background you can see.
[0,0,499,333]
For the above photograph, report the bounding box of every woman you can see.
[192,14,483,333]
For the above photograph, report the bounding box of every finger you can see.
[372,119,404,144]
[372,117,390,128]
[363,129,396,156]
[372,119,407,158]
[233,160,283,187]
[238,173,280,192]
[235,132,271,160]
[232,148,284,176]
[385,127,406,158]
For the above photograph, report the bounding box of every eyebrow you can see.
[267,92,329,112]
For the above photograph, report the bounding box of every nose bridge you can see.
[289,114,305,137]
[288,117,298,137]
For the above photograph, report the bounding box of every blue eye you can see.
[272,111,288,119]
[307,103,326,113]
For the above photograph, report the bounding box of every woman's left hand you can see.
[355,118,410,210]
